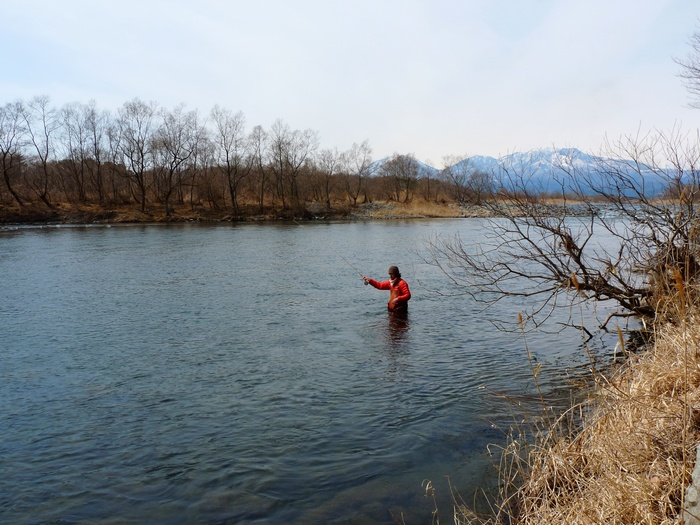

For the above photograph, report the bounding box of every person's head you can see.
[388,266,401,280]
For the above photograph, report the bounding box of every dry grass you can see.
[397,201,464,218]
[0,199,478,223]
[453,310,700,525]
[351,201,466,219]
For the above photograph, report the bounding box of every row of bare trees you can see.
[0,96,494,216]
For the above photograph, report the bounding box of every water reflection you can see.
[380,310,411,381]
[387,310,410,350]
[0,221,616,525]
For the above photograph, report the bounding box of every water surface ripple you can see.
[0,220,613,524]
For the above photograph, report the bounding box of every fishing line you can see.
[292,219,368,284]
[330,245,368,284]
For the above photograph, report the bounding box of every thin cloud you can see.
[1,0,698,163]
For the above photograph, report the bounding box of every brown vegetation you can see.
[0,97,500,226]
[418,128,700,523]
[448,311,700,525]
[0,199,487,225]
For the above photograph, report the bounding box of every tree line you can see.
[0,96,493,217]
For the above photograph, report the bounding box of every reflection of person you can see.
[388,307,409,341]
[362,265,411,312]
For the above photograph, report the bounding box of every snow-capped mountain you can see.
[463,147,667,196]
[460,148,600,179]
[371,148,671,197]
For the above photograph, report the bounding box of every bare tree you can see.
[186,116,214,210]
[59,102,90,202]
[22,95,60,207]
[467,171,495,205]
[441,154,472,204]
[249,125,270,213]
[0,101,26,206]
[84,101,109,203]
[0,96,381,217]
[117,98,158,212]
[285,127,318,209]
[267,119,290,209]
[380,153,419,203]
[426,131,700,334]
[210,105,251,215]
[417,158,437,202]
[316,147,345,209]
[267,119,318,210]
[677,27,700,109]
[342,140,372,206]
[105,120,126,204]
[190,133,220,209]
[151,105,200,216]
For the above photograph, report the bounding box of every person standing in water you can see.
[362,266,411,312]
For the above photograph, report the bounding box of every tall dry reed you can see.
[451,300,700,524]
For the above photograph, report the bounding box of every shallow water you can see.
[0,220,615,523]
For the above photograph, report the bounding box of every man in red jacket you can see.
[362,265,411,312]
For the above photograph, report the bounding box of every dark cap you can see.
[388,266,400,278]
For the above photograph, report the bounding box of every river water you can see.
[0,220,615,524]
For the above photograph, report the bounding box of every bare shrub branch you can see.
[425,132,700,332]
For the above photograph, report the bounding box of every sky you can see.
[2,0,700,166]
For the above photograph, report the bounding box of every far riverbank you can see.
[0,198,615,226]
[0,201,491,225]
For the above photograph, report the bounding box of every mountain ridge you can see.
[370,147,670,196]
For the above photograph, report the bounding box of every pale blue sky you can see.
[2,0,699,164]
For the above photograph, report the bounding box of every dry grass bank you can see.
[453,314,700,525]
[348,201,490,219]
[0,200,488,224]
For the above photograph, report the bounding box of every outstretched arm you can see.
[362,276,390,290]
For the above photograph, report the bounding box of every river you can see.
[0,219,615,524]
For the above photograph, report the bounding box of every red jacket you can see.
[367,277,411,311]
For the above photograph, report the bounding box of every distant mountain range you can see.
[370,148,672,197]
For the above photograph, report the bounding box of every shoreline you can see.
[0,199,609,226]
[455,313,700,524]
[0,201,475,225]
